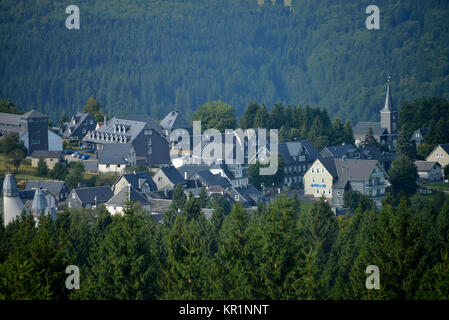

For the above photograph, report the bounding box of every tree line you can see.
[1,186,448,300]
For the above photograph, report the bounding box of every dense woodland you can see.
[0,189,448,300]
[1,0,449,123]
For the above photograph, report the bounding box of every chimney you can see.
[104,115,107,126]
[184,171,188,180]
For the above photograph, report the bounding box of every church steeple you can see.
[382,74,393,111]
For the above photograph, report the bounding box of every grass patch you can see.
[0,154,41,182]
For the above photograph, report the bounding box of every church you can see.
[353,77,399,152]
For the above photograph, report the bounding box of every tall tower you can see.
[2,174,24,226]
[380,75,399,151]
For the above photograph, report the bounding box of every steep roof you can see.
[98,143,130,164]
[116,114,163,134]
[318,157,338,177]
[321,144,357,158]
[105,186,150,206]
[193,170,231,188]
[278,140,320,164]
[0,112,20,126]
[2,174,19,197]
[440,143,449,154]
[73,186,113,204]
[415,161,440,172]
[353,122,387,136]
[160,111,192,131]
[26,180,68,198]
[30,150,62,158]
[21,110,47,119]
[334,159,379,181]
[381,81,394,112]
[158,166,186,185]
[121,171,157,191]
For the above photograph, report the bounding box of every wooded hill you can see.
[0,0,448,123]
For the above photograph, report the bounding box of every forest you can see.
[0,187,448,300]
[0,0,449,123]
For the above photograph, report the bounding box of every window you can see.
[82,128,86,134]
[312,168,314,173]
[68,202,72,208]
[436,153,440,158]
[72,193,75,199]
[106,164,110,168]
[329,189,331,194]
[312,178,315,183]
[144,129,152,135]
[90,120,94,124]
[321,178,324,183]
[337,191,340,195]
[31,138,40,145]
[235,195,240,201]
[441,153,444,158]
[321,168,324,173]
[316,189,320,194]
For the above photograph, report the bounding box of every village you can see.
[1,81,448,227]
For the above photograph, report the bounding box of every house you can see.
[177,163,249,188]
[62,112,97,140]
[25,180,71,203]
[411,127,428,146]
[160,111,193,147]
[231,184,266,207]
[425,144,449,177]
[111,171,157,196]
[278,140,320,188]
[0,110,62,155]
[67,186,114,209]
[152,166,187,191]
[415,161,442,183]
[30,150,64,169]
[97,143,129,174]
[105,186,151,215]
[304,158,389,209]
[321,144,399,172]
[190,170,232,189]
[82,115,170,167]
[353,78,398,152]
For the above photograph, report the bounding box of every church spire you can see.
[383,74,393,111]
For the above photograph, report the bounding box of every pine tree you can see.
[253,104,270,129]
[239,102,259,129]
[396,126,416,159]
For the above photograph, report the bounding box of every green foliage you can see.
[0,99,22,114]
[389,155,419,197]
[2,1,449,124]
[444,164,449,179]
[36,158,48,177]
[50,162,68,181]
[82,96,106,122]
[417,143,434,160]
[248,155,285,190]
[0,132,27,155]
[396,126,417,159]
[171,184,187,212]
[192,101,237,132]
[7,149,26,172]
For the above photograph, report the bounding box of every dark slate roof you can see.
[105,186,150,206]
[26,180,68,198]
[177,164,217,179]
[83,160,99,172]
[0,112,20,126]
[278,140,320,164]
[334,159,378,181]
[19,189,36,200]
[63,113,92,138]
[353,122,387,136]
[159,166,186,185]
[149,199,172,214]
[98,143,130,164]
[194,170,231,188]
[318,157,338,177]
[20,110,47,119]
[320,144,357,158]
[160,111,192,130]
[122,172,157,191]
[415,161,440,172]
[440,144,449,154]
[116,114,163,134]
[74,186,113,204]
[414,127,428,137]
[2,174,19,196]
[233,185,264,205]
[30,150,62,158]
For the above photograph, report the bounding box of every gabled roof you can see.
[415,161,441,172]
[334,159,379,181]
[73,186,113,204]
[413,127,428,137]
[193,170,231,188]
[160,111,192,131]
[440,144,449,154]
[121,172,157,191]
[233,185,264,205]
[20,110,47,119]
[26,180,68,198]
[116,114,163,135]
[98,143,130,164]
[317,157,338,177]
[30,150,62,158]
[157,166,186,185]
[0,112,20,126]
[105,186,150,206]
[278,140,320,164]
[320,144,357,158]
[353,122,388,136]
